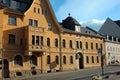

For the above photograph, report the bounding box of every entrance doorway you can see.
[3,59,9,78]
[78,53,84,69]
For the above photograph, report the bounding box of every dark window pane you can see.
[8,34,15,44]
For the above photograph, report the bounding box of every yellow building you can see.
[0,0,105,78]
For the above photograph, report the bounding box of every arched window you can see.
[69,40,72,48]
[63,56,66,64]
[14,55,23,66]
[55,56,59,64]
[38,8,40,14]
[97,56,99,63]
[86,42,88,49]
[30,55,37,66]
[76,41,79,48]
[70,56,73,64]
[62,39,66,48]
[80,41,82,49]
[47,55,50,64]
[91,42,93,50]
[55,39,58,47]
[47,38,50,47]
[86,56,89,63]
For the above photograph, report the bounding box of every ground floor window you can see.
[30,55,37,66]
[14,55,23,66]
[86,56,89,63]
[92,56,94,63]
[55,56,59,64]
[97,56,99,63]
[47,55,51,64]
[70,56,73,64]
[63,56,66,64]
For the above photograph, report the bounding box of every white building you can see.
[105,35,120,64]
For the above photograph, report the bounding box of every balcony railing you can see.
[27,25,45,33]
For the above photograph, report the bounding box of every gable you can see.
[99,18,120,38]
[24,0,61,33]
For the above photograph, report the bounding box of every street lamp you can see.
[98,48,104,76]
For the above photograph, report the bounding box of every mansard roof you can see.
[63,16,81,26]
[0,0,33,13]
[61,16,81,31]
[61,25,103,38]
[99,18,120,38]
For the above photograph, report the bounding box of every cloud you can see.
[56,0,120,21]
[80,19,105,31]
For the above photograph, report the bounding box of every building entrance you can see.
[3,59,9,78]
[78,53,84,69]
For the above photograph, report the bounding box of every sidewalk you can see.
[3,66,120,80]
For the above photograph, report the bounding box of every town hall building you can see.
[0,0,105,78]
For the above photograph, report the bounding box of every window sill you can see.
[8,24,17,26]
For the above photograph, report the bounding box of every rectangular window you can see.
[41,36,43,46]
[42,9,47,16]
[100,44,103,50]
[48,23,52,30]
[29,19,33,26]
[32,35,35,45]
[8,34,15,44]
[8,15,16,25]
[36,36,39,45]
[96,43,98,49]
[34,20,38,27]
[20,38,23,45]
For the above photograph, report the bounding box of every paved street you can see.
[5,65,120,80]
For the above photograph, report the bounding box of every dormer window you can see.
[16,1,21,9]
[75,25,81,32]
[5,0,11,7]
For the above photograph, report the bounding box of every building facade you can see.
[99,18,120,65]
[0,0,105,78]
[105,35,120,64]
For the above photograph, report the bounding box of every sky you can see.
[49,0,120,31]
